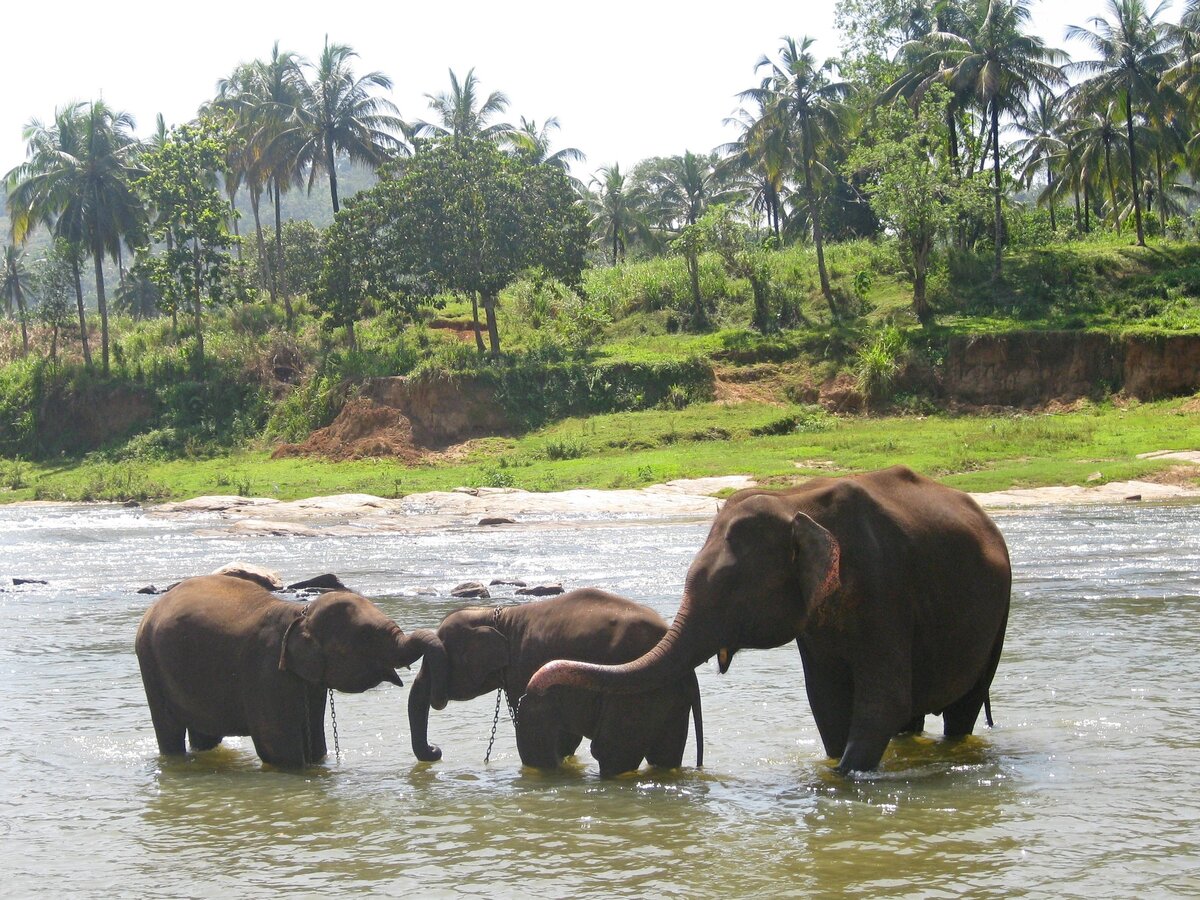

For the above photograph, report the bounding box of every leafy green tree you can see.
[279,219,325,298]
[1067,0,1180,246]
[283,38,405,214]
[6,100,146,373]
[316,137,588,356]
[29,240,77,361]
[113,266,163,320]
[848,88,989,322]
[636,151,734,232]
[691,205,777,333]
[508,117,585,175]
[133,118,247,368]
[1,244,32,355]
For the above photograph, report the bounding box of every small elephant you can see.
[136,574,446,768]
[530,466,1011,774]
[408,588,703,777]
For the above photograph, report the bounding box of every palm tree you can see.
[1067,0,1179,246]
[1009,91,1066,230]
[282,37,404,214]
[904,0,1065,278]
[720,96,792,241]
[1066,100,1129,233]
[508,116,585,180]
[6,100,145,373]
[585,164,656,264]
[416,68,514,148]
[1,245,31,355]
[740,35,848,317]
[641,151,732,231]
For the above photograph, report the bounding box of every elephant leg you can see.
[592,737,646,778]
[943,626,1006,737]
[513,698,561,770]
[643,692,690,769]
[838,665,913,774]
[898,714,925,735]
[798,640,854,761]
[556,732,583,758]
[304,686,328,763]
[188,730,222,751]
[138,662,186,755]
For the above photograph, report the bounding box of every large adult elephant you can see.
[409,588,703,777]
[529,466,1011,774]
[136,574,446,768]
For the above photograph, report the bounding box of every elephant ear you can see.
[791,512,842,617]
[279,612,325,684]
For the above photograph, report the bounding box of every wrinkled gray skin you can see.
[409,589,702,777]
[136,575,446,768]
[529,466,1011,775]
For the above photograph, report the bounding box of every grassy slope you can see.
[11,398,1198,503]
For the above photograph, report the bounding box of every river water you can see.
[0,499,1198,897]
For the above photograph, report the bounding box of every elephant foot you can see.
[414,743,443,762]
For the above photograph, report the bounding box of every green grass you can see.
[9,398,1197,503]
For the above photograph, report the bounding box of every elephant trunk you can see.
[408,665,443,762]
[394,629,448,705]
[528,598,713,697]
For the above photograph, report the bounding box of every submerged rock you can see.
[287,573,349,593]
[451,582,491,599]
[516,583,564,597]
[477,516,517,526]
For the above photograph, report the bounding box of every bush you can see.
[855,326,906,401]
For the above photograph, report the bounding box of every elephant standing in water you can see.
[530,466,1011,774]
[408,589,703,777]
[136,575,446,768]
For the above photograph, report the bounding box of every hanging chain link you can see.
[328,688,341,762]
[484,688,503,763]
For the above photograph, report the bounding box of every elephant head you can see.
[280,591,447,696]
[527,493,841,696]
[408,608,509,762]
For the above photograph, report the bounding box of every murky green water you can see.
[1,501,1198,897]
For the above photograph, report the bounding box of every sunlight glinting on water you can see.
[0,501,1198,896]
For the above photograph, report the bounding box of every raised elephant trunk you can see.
[527,599,713,697]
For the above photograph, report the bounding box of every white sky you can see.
[1,0,1183,182]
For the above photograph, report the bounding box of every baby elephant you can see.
[136,574,446,768]
[408,588,702,776]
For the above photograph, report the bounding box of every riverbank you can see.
[138,464,1200,536]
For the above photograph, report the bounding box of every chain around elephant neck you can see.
[328,689,341,761]
[484,606,519,763]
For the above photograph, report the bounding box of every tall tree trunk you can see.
[1046,161,1057,233]
[947,103,960,179]
[991,101,1003,282]
[470,292,485,354]
[229,197,242,260]
[1155,147,1166,233]
[483,291,501,357]
[50,324,58,362]
[264,179,280,309]
[326,139,340,214]
[345,318,357,351]
[801,131,835,319]
[71,254,92,368]
[1104,141,1120,234]
[93,249,110,375]
[14,282,28,357]
[192,240,204,370]
[251,189,276,305]
[1073,179,1082,232]
[273,180,293,330]
[1124,93,1145,246]
[1084,183,1091,233]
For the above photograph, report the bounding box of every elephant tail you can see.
[688,669,703,768]
[984,693,994,728]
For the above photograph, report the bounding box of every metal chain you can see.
[328,688,341,762]
[484,688,503,763]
